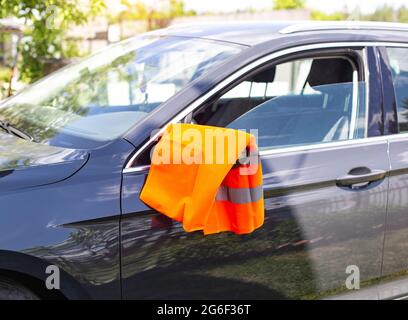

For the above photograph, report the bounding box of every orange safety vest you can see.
[140,123,264,235]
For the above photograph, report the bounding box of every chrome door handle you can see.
[336,168,387,187]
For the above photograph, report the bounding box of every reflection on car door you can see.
[378,45,408,299]
[120,46,390,299]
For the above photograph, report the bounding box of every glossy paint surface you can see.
[380,137,408,298]
[0,132,89,190]
[121,140,389,299]
[0,138,134,299]
[0,23,408,299]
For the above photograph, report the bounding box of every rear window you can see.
[387,47,408,133]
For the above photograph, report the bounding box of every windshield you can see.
[0,35,242,149]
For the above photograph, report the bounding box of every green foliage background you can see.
[273,0,306,10]
[0,0,106,83]
[0,0,407,91]
[311,4,408,22]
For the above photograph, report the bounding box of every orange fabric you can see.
[140,123,264,235]
[222,165,262,188]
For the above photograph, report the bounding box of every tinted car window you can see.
[0,36,242,149]
[194,56,366,150]
[387,47,408,133]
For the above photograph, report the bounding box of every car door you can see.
[120,44,390,299]
[377,44,408,300]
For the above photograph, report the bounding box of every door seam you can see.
[379,139,392,278]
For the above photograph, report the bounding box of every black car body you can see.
[1,21,408,299]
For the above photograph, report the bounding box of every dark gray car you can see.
[1,21,408,300]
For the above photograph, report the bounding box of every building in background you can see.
[171,9,310,26]
[71,9,311,54]
[0,18,23,98]
[0,0,407,100]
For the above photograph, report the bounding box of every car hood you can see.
[0,132,89,191]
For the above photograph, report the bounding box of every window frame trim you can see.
[195,53,363,143]
[123,41,408,173]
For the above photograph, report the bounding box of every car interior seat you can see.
[196,67,276,127]
[227,58,355,148]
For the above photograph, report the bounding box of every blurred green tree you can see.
[311,4,408,23]
[365,4,396,22]
[0,0,106,83]
[397,6,408,23]
[273,0,305,10]
[311,10,346,21]
[109,0,195,32]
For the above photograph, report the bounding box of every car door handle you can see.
[336,167,387,187]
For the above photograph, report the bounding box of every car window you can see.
[0,36,242,149]
[387,47,408,133]
[193,56,366,150]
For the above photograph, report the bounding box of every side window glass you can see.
[194,56,366,151]
[387,47,408,133]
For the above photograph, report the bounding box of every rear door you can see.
[378,44,408,299]
[120,44,390,299]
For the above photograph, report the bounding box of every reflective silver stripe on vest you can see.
[215,185,263,204]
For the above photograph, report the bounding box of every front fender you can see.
[0,250,90,299]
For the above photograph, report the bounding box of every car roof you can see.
[158,21,408,46]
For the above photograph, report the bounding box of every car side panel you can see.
[379,137,408,299]
[0,139,134,299]
[121,139,389,299]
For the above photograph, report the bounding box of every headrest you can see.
[249,66,276,83]
[307,58,353,87]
